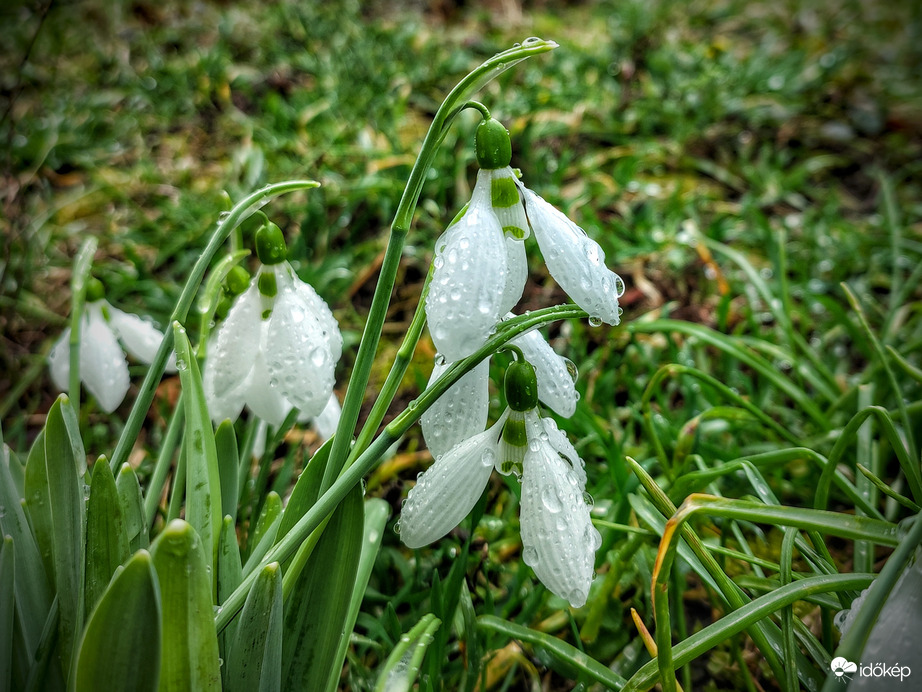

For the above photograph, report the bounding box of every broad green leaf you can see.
[217,515,243,670]
[225,563,283,692]
[23,429,54,584]
[374,613,442,692]
[116,463,148,552]
[215,420,239,524]
[84,457,129,618]
[74,550,161,692]
[0,436,52,661]
[43,394,86,672]
[329,498,390,692]
[151,519,221,692]
[275,437,332,542]
[0,537,14,692]
[282,483,363,691]
[173,323,222,588]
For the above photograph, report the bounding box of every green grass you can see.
[2,0,922,689]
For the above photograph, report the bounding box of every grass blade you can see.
[375,613,443,692]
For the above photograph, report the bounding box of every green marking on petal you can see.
[503,225,526,239]
[502,415,527,447]
[491,176,520,209]
[261,309,272,320]
[258,271,277,299]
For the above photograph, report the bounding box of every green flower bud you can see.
[475,117,512,170]
[504,360,538,412]
[224,265,250,297]
[255,222,287,265]
[86,277,105,302]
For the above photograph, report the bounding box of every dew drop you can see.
[522,545,538,566]
[542,486,562,513]
[588,315,602,327]
[310,347,327,367]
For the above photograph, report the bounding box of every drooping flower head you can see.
[203,222,342,426]
[425,116,625,361]
[48,277,177,412]
[400,354,600,608]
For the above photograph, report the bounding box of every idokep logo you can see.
[830,657,912,683]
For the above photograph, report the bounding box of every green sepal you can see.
[475,117,512,169]
[504,360,538,411]
[74,550,161,692]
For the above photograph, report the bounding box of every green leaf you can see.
[243,491,281,576]
[215,420,239,524]
[116,462,149,552]
[0,537,15,692]
[23,429,54,585]
[84,458,129,618]
[43,394,86,673]
[173,323,222,589]
[0,436,52,661]
[217,515,243,670]
[151,519,221,692]
[225,563,283,692]
[275,437,331,542]
[374,613,442,692]
[282,483,363,691]
[74,550,161,692]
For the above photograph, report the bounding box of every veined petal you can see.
[541,416,587,490]
[500,234,527,316]
[421,357,490,460]
[519,413,600,608]
[483,167,530,240]
[205,283,261,403]
[242,350,293,426]
[107,305,178,372]
[48,327,72,393]
[511,325,578,418]
[426,182,508,361]
[287,268,343,363]
[521,186,625,326]
[265,279,335,418]
[81,304,131,413]
[399,416,506,549]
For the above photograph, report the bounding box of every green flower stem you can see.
[195,249,250,360]
[67,238,98,407]
[108,180,319,473]
[320,38,558,495]
[215,305,583,632]
[142,391,185,530]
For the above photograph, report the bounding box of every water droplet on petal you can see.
[588,315,602,327]
[522,545,538,566]
[542,486,562,513]
[310,347,327,367]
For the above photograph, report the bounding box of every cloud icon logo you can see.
[831,657,858,678]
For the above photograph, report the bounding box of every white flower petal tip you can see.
[520,415,600,608]
[522,188,625,326]
[426,183,510,361]
[398,422,503,549]
[420,357,490,460]
[80,305,131,413]
[107,307,178,372]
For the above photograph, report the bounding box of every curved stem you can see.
[109,180,319,472]
[67,238,97,407]
[321,38,558,493]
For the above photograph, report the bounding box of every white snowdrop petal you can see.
[107,305,178,372]
[290,274,342,363]
[421,358,490,460]
[265,283,334,418]
[242,350,293,426]
[542,416,587,490]
[48,327,72,392]
[511,326,578,418]
[310,392,342,441]
[500,235,527,316]
[206,283,261,403]
[399,422,502,549]
[519,413,599,608]
[426,182,509,361]
[484,168,530,240]
[80,305,130,413]
[522,187,624,326]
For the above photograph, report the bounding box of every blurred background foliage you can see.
[2,0,921,688]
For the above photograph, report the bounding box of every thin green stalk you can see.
[109,180,319,473]
[67,238,97,407]
[321,38,559,494]
[142,391,184,530]
[780,528,798,692]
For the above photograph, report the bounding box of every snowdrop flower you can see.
[420,315,578,459]
[425,117,625,360]
[400,358,600,608]
[203,222,342,426]
[48,278,177,412]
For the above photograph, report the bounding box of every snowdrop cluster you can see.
[402,115,625,607]
[203,222,342,428]
[48,278,177,412]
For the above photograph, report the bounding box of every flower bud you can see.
[86,276,105,302]
[475,117,512,170]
